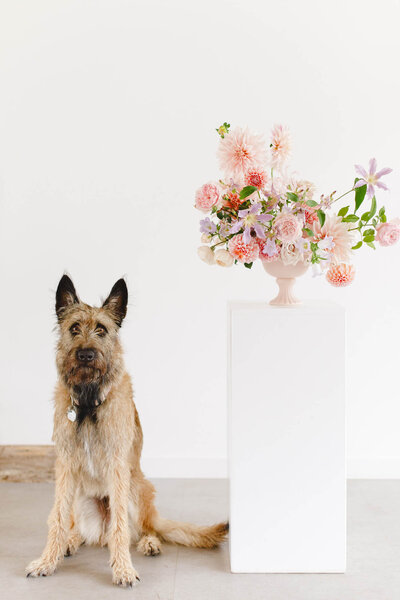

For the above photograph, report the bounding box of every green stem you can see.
[348,220,375,232]
[332,188,354,204]
[211,240,226,251]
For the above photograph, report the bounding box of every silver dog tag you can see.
[67,407,77,422]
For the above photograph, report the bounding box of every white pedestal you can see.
[228,301,346,573]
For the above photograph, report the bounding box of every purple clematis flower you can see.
[219,221,231,238]
[229,203,273,243]
[200,217,217,235]
[354,158,392,200]
[262,237,279,257]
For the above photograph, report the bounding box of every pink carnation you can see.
[228,234,260,263]
[274,212,303,243]
[244,167,268,189]
[375,219,400,247]
[326,263,355,287]
[195,182,220,213]
[302,203,318,226]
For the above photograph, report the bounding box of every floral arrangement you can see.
[195,123,399,287]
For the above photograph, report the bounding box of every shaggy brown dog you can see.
[26,275,228,587]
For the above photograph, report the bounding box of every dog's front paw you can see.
[26,558,57,578]
[112,564,140,587]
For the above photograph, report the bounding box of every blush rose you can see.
[274,212,303,243]
[195,182,221,213]
[375,219,400,247]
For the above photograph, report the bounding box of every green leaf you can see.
[352,241,363,250]
[366,241,376,249]
[360,197,377,223]
[317,209,326,227]
[338,206,349,217]
[363,228,375,237]
[303,227,314,237]
[238,199,251,210]
[217,211,224,220]
[363,235,375,243]
[379,206,386,217]
[306,199,318,207]
[239,186,257,200]
[354,179,367,212]
[380,214,387,223]
[244,262,253,269]
[342,214,359,223]
[287,192,299,202]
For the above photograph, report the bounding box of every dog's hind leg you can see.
[137,534,162,556]
[74,493,105,546]
[136,474,228,550]
[65,514,84,556]
[65,529,84,556]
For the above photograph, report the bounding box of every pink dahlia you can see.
[326,264,355,287]
[228,234,260,263]
[270,124,291,167]
[375,218,400,246]
[195,182,221,213]
[313,214,354,263]
[217,127,268,181]
[244,167,268,189]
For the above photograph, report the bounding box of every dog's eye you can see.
[69,322,80,336]
[95,323,108,337]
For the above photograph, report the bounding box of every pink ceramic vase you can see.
[262,259,309,306]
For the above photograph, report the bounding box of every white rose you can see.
[215,249,234,267]
[280,243,301,266]
[197,246,215,265]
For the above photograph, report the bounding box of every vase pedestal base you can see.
[262,259,309,306]
[269,277,301,306]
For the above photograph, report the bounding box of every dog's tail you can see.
[153,516,229,548]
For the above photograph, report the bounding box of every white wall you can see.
[1,0,399,478]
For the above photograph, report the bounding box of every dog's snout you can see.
[76,348,96,363]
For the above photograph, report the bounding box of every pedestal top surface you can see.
[228,299,344,313]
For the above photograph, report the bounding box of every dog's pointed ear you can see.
[102,279,128,327]
[56,275,79,321]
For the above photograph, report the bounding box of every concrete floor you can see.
[1,479,400,599]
